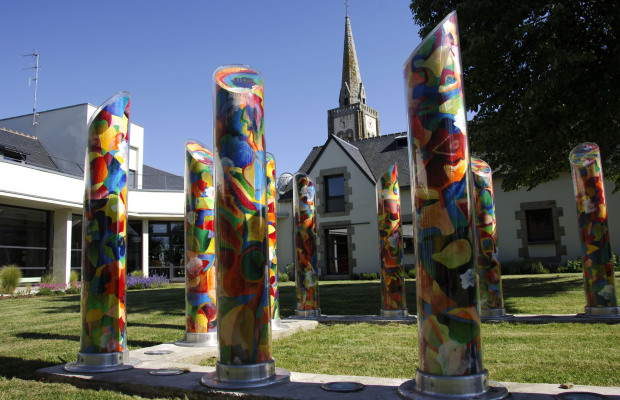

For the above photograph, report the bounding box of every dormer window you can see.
[0,145,26,162]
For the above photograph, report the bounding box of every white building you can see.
[0,104,185,285]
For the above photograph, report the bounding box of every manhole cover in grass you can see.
[320,382,365,392]
[555,393,610,400]
[149,368,188,376]
[144,350,174,355]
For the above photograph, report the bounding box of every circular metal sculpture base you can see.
[294,309,321,318]
[201,360,290,389]
[64,350,140,373]
[398,369,508,400]
[380,309,409,318]
[481,308,508,320]
[321,381,365,392]
[271,318,288,331]
[175,332,218,347]
[584,306,620,317]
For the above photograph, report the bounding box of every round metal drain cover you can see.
[320,381,365,392]
[555,393,610,400]
[149,368,188,376]
[144,350,174,355]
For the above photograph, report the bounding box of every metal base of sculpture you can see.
[201,360,290,389]
[175,332,218,347]
[64,350,140,373]
[398,370,508,400]
[481,308,509,321]
[294,309,321,318]
[584,306,620,317]
[271,318,288,331]
[380,309,409,318]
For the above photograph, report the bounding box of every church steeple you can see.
[339,15,366,107]
[328,11,380,142]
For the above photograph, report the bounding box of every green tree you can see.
[409,0,620,191]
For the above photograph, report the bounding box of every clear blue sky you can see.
[0,1,421,177]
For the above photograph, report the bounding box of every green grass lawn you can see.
[0,273,618,399]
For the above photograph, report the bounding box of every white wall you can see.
[127,190,183,218]
[493,172,620,263]
[308,141,381,275]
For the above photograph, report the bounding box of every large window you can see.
[148,221,184,278]
[325,228,349,275]
[127,220,142,274]
[525,208,554,243]
[0,204,50,278]
[325,175,345,213]
[71,214,83,273]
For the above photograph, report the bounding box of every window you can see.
[325,228,349,275]
[525,208,555,243]
[0,205,50,278]
[127,220,142,274]
[148,221,184,278]
[325,175,345,213]
[0,145,26,162]
[70,214,83,272]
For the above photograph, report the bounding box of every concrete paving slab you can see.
[37,361,620,400]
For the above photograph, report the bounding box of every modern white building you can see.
[0,104,185,285]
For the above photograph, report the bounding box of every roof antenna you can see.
[23,51,40,125]
[345,0,349,16]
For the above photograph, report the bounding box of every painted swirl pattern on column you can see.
[185,141,216,334]
[471,157,504,313]
[213,65,271,365]
[266,153,280,320]
[569,143,618,308]
[293,173,319,311]
[404,12,483,376]
[81,92,130,354]
[377,164,407,311]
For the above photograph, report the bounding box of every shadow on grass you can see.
[14,332,162,349]
[0,356,56,380]
[128,322,183,330]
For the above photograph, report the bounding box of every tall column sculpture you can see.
[202,65,290,389]
[376,164,408,317]
[569,143,619,317]
[293,173,320,318]
[401,12,507,399]
[471,157,506,319]
[65,92,137,372]
[266,153,284,329]
[177,140,217,346]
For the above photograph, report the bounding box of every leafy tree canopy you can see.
[409,0,619,191]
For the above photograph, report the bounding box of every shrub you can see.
[406,268,416,279]
[69,270,80,288]
[37,283,65,296]
[126,274,170,290]
[41,273,54,284]
[360,272,379,280]
[0,265,22,295]
[130,270,144,277]
[278,272,290,283]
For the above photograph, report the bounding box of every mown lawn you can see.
[0,273,618,399]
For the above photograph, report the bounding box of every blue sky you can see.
[0,1,420,177]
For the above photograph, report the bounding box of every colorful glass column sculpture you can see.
[177,140,217,346]
[65,92,137,373]
[569,143,619,317]
[401,12,506,399]
[201,65,289,389]
[293,173,320,318]
[471,157,506,319]
[376,164,408,317]
[266,153,284,329]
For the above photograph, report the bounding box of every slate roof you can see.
[280,132,411,201]
[141,164,183,190]
[0,126,61,172]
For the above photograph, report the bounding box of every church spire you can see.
[339,14,366,108]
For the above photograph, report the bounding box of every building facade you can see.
[0,105,185,284]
